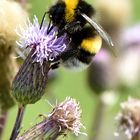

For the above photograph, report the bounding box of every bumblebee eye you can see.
[49,15,52,19]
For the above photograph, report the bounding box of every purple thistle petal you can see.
[121,24,140,47]
[16,15,69,65]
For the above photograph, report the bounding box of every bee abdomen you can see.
[81,36,102,55]
[77,48,94,64]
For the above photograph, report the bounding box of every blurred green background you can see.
[3,0,140,140]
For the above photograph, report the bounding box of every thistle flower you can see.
[121,24,140,48]
[115,24,140,88]
[12,16,68,105]
[16,97,85,140]
[116,97,140,140]
[116,46,140,88]
[16,16,67,65]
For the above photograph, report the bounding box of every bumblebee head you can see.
[48,2,66,28]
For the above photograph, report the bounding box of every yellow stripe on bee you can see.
[81,36,102,54]
[65,0,79,22]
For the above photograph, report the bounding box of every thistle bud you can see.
[116,97,140,140]
[12,50,50,105]
[88,49,116,95]
[16,97,85,140]
[11,16,68,105]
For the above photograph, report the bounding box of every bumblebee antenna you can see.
[47,20,53,34]
[40,12,54,34]
[40,12,47,29]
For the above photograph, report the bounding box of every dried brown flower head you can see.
[16,97,86,140]
[116,97,140,140]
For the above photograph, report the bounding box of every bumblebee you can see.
[47,0,114,69]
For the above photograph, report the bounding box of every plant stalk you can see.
[89,95,106,140]
[0,112,8,139]
[10,105,25,140]
[132,136,140,140]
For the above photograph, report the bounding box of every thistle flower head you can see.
[121,25,140,47]
[116,97,140,139]
[12,16,69,105]
[16,97,86,140]
[49,97,85,136]
[16,16,68,65]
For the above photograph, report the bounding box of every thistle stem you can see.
[132,136,140,140]
[16,120,62,140]
[0,112,8,139]
[89,95,106,140]
[10,105,25,140]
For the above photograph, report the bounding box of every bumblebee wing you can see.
[80,13,118,56]
[80,13,114,46]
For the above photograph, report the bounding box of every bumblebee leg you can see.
[38,114,48,119]
[50,62,60,69]
[60,46,78,61]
